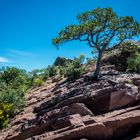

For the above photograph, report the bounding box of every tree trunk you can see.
[93,50,103,79]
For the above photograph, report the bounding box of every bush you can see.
[86,58,95,65]
[65,65,84,80]
[47,65,59,77]
[121,42,140,52]
[0,67,28,129]
[104,42,140,72]
[0,55,86,129]
[0,85,25,110]
[0,86,25,129]
[124,42,140,73]
[0,67,29,91]
[32,78,44,87]
[59,66,66,77]
[0,101,15,129]
[127,53,140,73]
[53,57,72,67]
[42,69,49,81]
[29,69,45,87]
[64,54,85,80]
[28,66,59,87]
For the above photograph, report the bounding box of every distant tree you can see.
[53,57,72,67]
[53,7,140,79]
[63,54,85,80]
[0,67,28,89]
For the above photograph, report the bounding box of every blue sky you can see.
[0,0,140,71]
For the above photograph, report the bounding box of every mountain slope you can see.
[0,64,140,140]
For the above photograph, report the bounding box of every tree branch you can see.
[104,39,124,52]
[76,35,95,48]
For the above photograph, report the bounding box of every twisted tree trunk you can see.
[93,50,103,79]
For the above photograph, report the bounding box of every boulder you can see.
[45,106,140,140]
[51,114,84,130]
[109,88,136,110]
[47,103,93,119]
[134,80,140,86]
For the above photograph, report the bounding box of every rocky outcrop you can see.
[45,105,140,140]
[0,71,140,140]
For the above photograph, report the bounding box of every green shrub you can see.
[127,53,140,73]
[127,79,133,84]
[28,66,59,87]
[42,69,49,81]
[125,42,140,73]
[32,78,44,87]
[0,101,15,129]
[0,80,26,110]
[121,42,140,53]
[53,57,72,67]
[65,65,84,80]
[0,67,29,88]
[86,58,95,65]
[28,69,45,87]
[0,67,28,129]
[64,54,85,80]
[59,66,66,77]
[47,65,59,77]
[0,84,25,129]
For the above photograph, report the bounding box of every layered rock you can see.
[0,71,140,140]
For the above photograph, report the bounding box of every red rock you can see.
[1,72,140,140]
[51,114,84,130]
[45,107,140,140]
[47,103,93,119]
[134,80,140,86]
[109,88,136,110]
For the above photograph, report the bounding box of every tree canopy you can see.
[53,7,140,78]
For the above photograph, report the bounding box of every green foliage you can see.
[0,102,15,129]
[86,58,95,65]
[0,67,28,129]
[121,42,140,53]
[61,54,85,80]
[64,64,84,80]
[53,8,140,47]
[29,69,45,87]
[0,67,29,90]
[127,79,133,84]
[53,57,72,67]
[0,55,86,129]
[53,7,140,77]
[121,42,140,73]
[106,41,140,72]
[32,78,44,87]
[28,65,59,87]
[127,53,140,73]
[0,84,25,110]
[47,65,59,77]
[42,69,49,81]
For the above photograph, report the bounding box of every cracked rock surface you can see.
[0,67,140,140]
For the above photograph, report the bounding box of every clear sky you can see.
[0,0,140,71]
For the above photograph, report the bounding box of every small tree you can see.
[52,8,140,79]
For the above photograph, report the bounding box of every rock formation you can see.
[0,67,140,140]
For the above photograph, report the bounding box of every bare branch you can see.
[90,33,97,45]
[104,39,124,52]
[78,38,87,42]
[76,35,96,49]
[87,35,95,48]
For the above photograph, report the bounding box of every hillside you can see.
[1,3,140,140]
[0,57,140,140]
